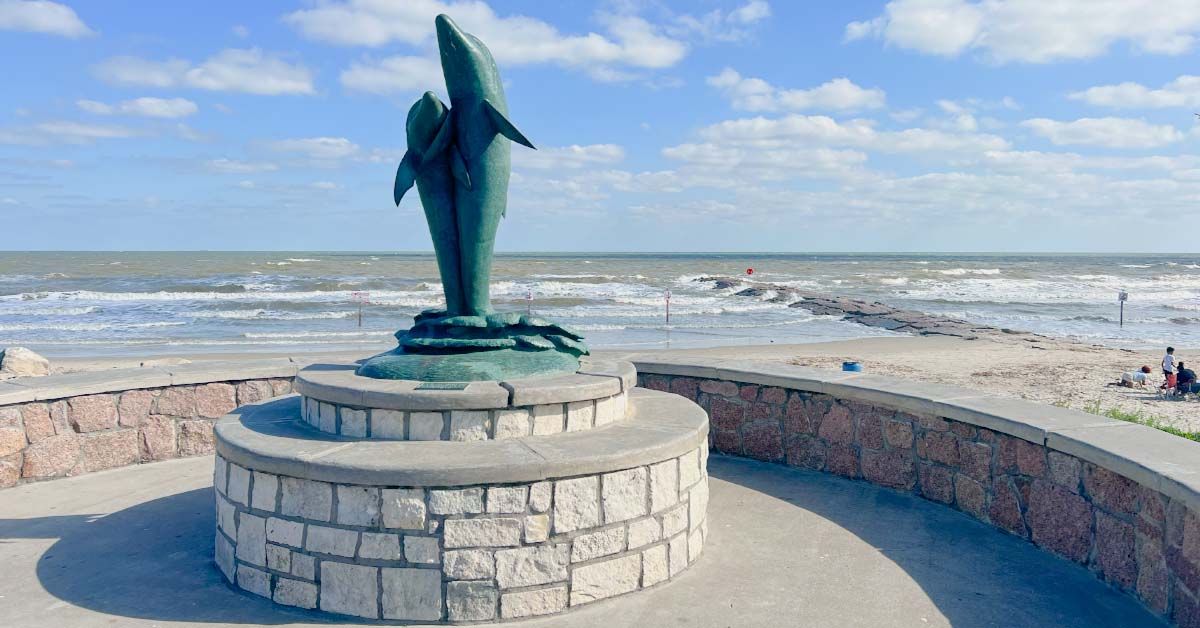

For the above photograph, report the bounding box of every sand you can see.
[39,335,1199,434]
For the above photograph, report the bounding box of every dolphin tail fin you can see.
[394,150,420,205]
[483,99,535,150]
[426,107,455,157]
[450,144,472,189]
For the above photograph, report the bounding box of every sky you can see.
[1,0,1199,253]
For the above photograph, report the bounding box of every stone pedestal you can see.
[213,359,709,623]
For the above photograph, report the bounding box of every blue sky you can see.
[1,0,1198,252]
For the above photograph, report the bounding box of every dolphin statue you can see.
[393,91,465,314]
[435,14,535,317]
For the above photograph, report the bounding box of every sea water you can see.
[0,252,1197,358]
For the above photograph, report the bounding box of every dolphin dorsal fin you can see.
[449,144,472,190]
[483,99,535,150]
[393,150,420,205]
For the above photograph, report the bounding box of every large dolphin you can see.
[435,14,535,317]
[393,91,465,314]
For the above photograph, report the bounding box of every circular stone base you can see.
[212,389,709,623]
[358,348,580,382]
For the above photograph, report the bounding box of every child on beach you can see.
[1116,366,1153,388]
[1162,347,1178,392]
[1178,362,1198,395]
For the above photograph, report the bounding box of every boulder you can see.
[0,347,50,379]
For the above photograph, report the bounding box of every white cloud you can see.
[845,0,1200,63]
[707,69,886,112]
[285,0,686,77]
[1070,75,1200,109]
[513,144,625,170]
[76,97,198,118]
[94,49,315,95]
[1020,117,1183,148]
[265,137,361,160]
[0,121,137,145]
[696,114,1009,155]
[0,0,91,37]
[312,181,338,190]
[205,159,279,174]
[669,1,771,42]
[339,56,444,95]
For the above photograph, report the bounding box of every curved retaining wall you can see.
[633,357,1200,628]
[0,359,299,487]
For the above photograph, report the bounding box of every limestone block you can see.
[213,454,228,495]
[553,476,599,533]
[529,481,552,513]
[642,544,669,586]
[525,514,549,543]
[227,464,251,506]
[237,565,270,597]
[215,532,236,582]
[291,553,315,580]
[594,395,619,427]
[409,411,444,440]
[404,536,440,564]
[217,494,236,536]
[668,533,687,576]
[688,480,709,531]
[320,562,379,619]
[177,419,214,456]
[449,410,489,441]
[235,513,266,566]
[501,586,568,619]
[429,487,483,515]
[688,528,704,562]
[570,554,640,605]
[20,433,78,478]
[280,477,332,521]
[565,400,594,432]
[80,429,138,472]
[628,517,662,549]
[572,527,626,562]
[266,543,291,572]
[341,408,367,438]
[443,549,495,580]
[444,517,522,548]
[447,581,498,621]
[382,488,427,529]
[678,449,701,490]
[305,525,359,557]
[603,467,648,523]
[0,346,49,378]
[195,383,237,418]
[67,394,118,432]
[531,404,564,435]
[266,517,304,548]
[494,544,569,589]
[381,568,442,621]
[155,387,196,417]
[273,577,317,609]
[251,471,278,512]
[372,409,405,439]
[494,409,530,439]
[318,402,339,433]
[337,485,381,526]
[359,532,402,560]
[117,389,154,428]
[487,485,527,514]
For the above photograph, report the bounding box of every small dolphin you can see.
[393,91,466,314]
[435,14,535,317]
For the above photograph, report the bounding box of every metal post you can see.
[358,301,363,328]
[666,290,671,324]
[1118,290,1128,328]
[526,290,532,314]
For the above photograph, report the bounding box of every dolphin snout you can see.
[435,14,466,49]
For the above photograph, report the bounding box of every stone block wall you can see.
[214,443,709,622]
[639,372,1200,628]
[0,377,293,488]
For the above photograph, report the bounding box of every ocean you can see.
[0,252,1197,358]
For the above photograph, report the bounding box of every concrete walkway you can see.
[0,456,1162,628]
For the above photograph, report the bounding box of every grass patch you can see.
[1078,399,1200,443]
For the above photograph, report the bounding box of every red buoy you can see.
[746,268,754,275]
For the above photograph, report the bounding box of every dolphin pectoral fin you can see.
[394,151,420,205]
[426,108,455,157]
[450,144,472,189]
[483,99,535,150]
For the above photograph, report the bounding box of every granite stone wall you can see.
[0,377,293,487]
[639,372,1200,628]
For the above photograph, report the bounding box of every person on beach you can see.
[1162,347,1178,391]
[1177,362,1198,395]
[1116,365,1153,388]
